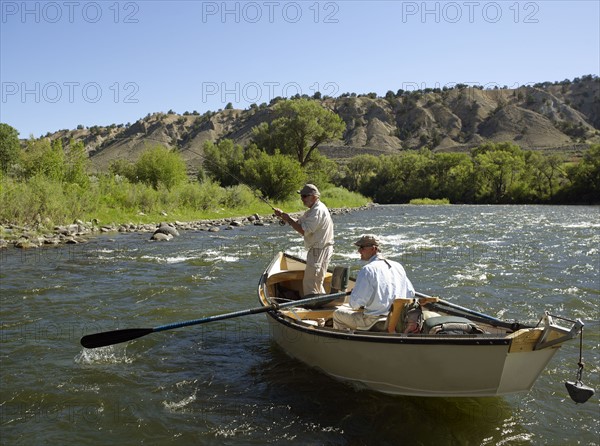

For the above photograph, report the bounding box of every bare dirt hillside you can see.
[44,76,599,172]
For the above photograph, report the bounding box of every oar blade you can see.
[80,328,154,349]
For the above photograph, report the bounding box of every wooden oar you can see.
[415,291,532,330]
[81,291,349,349]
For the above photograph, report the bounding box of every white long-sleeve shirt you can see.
[350,254,415,316]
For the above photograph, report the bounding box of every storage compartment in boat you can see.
[266,270,304,301]
[266,270,333,297]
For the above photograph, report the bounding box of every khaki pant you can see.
[333,305,381,330]
[303,245,333,296]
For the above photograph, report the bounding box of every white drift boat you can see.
[257,252,586,398]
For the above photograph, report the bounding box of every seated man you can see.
[333,235,415,330]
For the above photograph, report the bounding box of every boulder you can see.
[150,232,173,241]
[154,222,180,237]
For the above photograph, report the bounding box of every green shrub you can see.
[172,180,225,211]
[0,123,21,173]
[0,175,66,225]
[202,139,245,187]
[222,185,259,209]
[320,186,370,209]
[303,152,337,188]
[409,198,450,205]
[134,145,187,190]
[242,150,306,200]
[109,159,136,180]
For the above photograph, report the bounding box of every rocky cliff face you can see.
[47,76,599,171]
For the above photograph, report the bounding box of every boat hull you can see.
[265,314,559,397]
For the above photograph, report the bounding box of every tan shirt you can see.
[297,199,334,249]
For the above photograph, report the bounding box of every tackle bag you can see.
[423,316,486,335]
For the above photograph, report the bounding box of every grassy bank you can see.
[0,175,369,232]
[409,198,450,205]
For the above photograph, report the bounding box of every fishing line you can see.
[184,145,288,225]
[93,135,287,224]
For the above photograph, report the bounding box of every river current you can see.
[1,205,598,445]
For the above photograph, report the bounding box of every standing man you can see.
[274,184,334,296]
[333,235,415,330]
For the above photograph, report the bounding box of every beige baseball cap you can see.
[354,234,381,247]
[298,184,320,196]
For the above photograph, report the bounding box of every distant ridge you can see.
[42,75,599,172]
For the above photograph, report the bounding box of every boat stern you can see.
[498,313,584,395]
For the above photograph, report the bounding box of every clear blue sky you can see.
[1,0,599,138]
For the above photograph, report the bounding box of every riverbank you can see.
[0,204,376,249]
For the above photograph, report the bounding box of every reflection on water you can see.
[0,205,598,445]
[249,347,525,446]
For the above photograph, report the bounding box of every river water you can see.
[1,205,598,445]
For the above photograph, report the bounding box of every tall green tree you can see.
[202,139,245,187]
[564,144,600,202]
[527,152,566,201]
[580,144,600,194]
[20,138,65,181]
[472,142,526,203]
[0,123,21,173]
[64,140,90,186]
[251,98,345,167]
[361,150,436,203]
[241,150,306,200]
[433,152,475,203]
[134,145,187,190]
[344,154,381,191]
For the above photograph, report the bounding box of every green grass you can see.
[409,198,450,205]
[0,176,370,231]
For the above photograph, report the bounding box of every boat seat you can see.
[361,310,442,333]
[422,310,442,320]
[386,297,441,333]
[266,270,304,286]
[386,298,414,333]
[330,266,349,293]
[354,315,389,332]
[337,297,440,333]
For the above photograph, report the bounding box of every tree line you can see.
[197,98,599,205]
[202,137,599,205]
[338,143,599,204]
